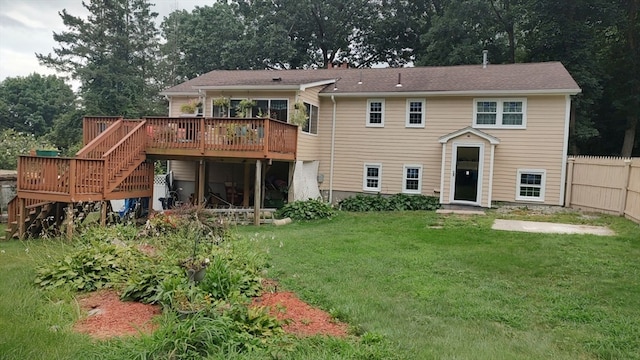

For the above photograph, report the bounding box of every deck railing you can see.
[86,116,298,159]
[82,116,123,145]
[18,156,105,196]
[103,121,147,192]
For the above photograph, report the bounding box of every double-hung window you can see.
[516,169,545,201]
[402,165,423,194]
[406,99,425,127]
[363,163,382,192]
[302,103,318,134]
[473,99,526,129]
[366,99,385,127]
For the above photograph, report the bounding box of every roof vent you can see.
[272,77,282,82]
[396,73,402,87]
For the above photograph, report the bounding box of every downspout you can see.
[329,95,337,203]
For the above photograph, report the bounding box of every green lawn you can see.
[1,211,638,359]
[236,210,640,360]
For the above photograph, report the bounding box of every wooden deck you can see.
[84,116,298,161]
[7,116,297,239]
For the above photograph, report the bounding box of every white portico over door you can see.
[438,127,500,208]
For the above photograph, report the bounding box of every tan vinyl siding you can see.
[489,96,566,205]
[170,160,197,181]
[317,95,568,205]
[170,97,200,117]
[296,86,324,161]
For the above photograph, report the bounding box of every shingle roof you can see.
[161,62,581,95]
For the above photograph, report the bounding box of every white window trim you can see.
[515,169,546,202]
[473,98,527,129]
[363,163,382,192]
[301,102,319,136]
[366,99,385,127]
[405,99,425,128]
[402,164,423,194]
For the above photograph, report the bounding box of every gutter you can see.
[329,95,337,204]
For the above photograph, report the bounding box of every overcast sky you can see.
[0,0,211,83]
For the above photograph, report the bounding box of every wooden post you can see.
[254,160,262,225]
[18,197,26,240]
[620,159,632,216]
[69,159,77,200]
[243,162,250,208]
[100,200,107,226]
[66,203,74,240]
[198,160,205,206]
[564,157,575,208]
[287,162,295,203]
[200,117,206,154]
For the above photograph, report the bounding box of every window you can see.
[302,103,318,134]
[363,163,382,192]
[473,99,526,128]
[227,99,288,120]
[516,169,545,201]
[403,165,423,194]
[366,99,385,127]
[406,99,425,127]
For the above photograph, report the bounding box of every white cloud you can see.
[0,0,210,84]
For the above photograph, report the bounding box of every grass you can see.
[236,210,640,360]
[1,210,638,359]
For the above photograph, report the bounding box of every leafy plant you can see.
[339,193,441,212]
[236,99,256,117]
[34,241,134,292]
[290,101,309,126]
[276,199,335,220]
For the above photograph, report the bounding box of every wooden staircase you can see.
[6,119,154,240]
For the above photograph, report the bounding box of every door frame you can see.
[449,142,484,206]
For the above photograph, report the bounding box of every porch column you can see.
[243,162,250,208]
[254,160,262,225]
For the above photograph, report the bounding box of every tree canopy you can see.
[0,0,635,157]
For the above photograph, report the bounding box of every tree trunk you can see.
[621,114,638,157]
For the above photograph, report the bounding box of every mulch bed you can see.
[74,284,348,339]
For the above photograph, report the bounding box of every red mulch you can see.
[73,290,161,339]
[252,291,349,338]
[74,284,348,339]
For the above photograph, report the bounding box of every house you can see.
[161,61,581,208]
[6,61,580,239]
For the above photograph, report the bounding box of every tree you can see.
[0,129,55,170]
[0,74,76,137]
[37,0,164,118]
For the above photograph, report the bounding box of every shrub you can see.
[34,241,139,292]
[276,199,335,220]
[339,193,440,212]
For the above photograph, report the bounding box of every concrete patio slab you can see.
[492,219,615,236]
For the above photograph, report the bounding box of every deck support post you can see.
[243,162,250,208]
[254,160,262,225]
[18,197,26,240]
[100,200,107,226]
[65,203,74,240]
[197,160,205,206]
[287,162,295,203]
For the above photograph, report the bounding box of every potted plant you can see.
[290,101,309,127]
[35,146,60,157]
[181,256,210,283]
[235,99,256,118]
[180,100,201,116]
[213,97,230,117]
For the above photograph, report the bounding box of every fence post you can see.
[565,157,575,207]
[619,159,632,216]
